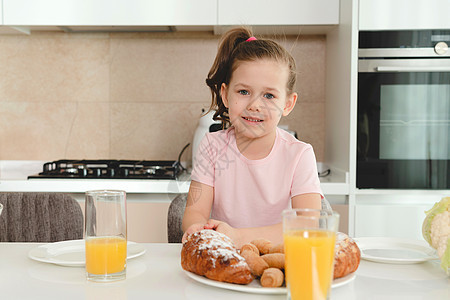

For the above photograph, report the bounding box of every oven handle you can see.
[376,66,450,72]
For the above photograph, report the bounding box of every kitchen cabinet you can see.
[353,193,444,240]
[359,0,450,30]
[2,0,339,33]
[2,0,217,26]
[354,204,429,240]
[218,0,339,26]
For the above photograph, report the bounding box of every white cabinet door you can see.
[218,0,339,25]
[354,204,430,240]
[3,0,217,26]
[359,0,450,30]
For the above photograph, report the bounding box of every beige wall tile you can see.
[0,33,110,103]
[282,102,325,161]
[110,102,209,161]
[0,101,109,160]
[64,102,110,159]
[290,36,326,103]
[110,36,216,103]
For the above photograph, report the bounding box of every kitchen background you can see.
[0,31,326,164]
[1,0,448,243]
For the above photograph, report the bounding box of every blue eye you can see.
[238,90,249,95]
[264,93,275,100]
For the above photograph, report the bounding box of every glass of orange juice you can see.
[85,190,127,282]
[282,208,339,300]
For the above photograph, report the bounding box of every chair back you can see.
[0,192,83,242]
[167,194,187,243]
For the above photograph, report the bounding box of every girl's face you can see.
[221,59,297,141]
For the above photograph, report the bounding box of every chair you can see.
[167,194,187,243]
[0,192,83,242]
[166,194,334,243]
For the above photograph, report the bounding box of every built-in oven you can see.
[357,30,450,189]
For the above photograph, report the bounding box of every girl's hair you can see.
[206,27,297,127]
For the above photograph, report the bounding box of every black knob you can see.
[94,168,102,177]
[79,168,88,177]
[121,168,129,177]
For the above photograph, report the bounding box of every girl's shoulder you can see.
[205,127,234,144]
[277,127,312,150]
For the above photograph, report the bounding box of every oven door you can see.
[357,58,450,189]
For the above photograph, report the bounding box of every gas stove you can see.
[27,159,181,180]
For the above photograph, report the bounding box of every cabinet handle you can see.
[376,66,450,72]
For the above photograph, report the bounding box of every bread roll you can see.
[240,243,259,255]
[260,268,284,288]
[240,249,269,277]
[261,253,285,269]
[250,239,273,255]
[268,243,284,254]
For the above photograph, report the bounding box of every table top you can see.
[1,242,448,300]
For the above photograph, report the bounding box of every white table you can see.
[1,243,448,300]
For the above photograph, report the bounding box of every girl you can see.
[182,27,323,248]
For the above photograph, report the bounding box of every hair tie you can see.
[246,37,257,42]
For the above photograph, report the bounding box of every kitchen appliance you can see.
[357,30,450,189]
[27,160,181,179]
[192,109,222,166]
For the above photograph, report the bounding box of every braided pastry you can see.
[333,232,361,279]
[181,230,253,284]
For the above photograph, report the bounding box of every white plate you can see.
[355,237,438,264]
[28,239,146,267]
[184,270,355,294]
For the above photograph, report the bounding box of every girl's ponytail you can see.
[206,27,253,127]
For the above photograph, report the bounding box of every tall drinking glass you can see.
[282,208,339,300]
[85,190,127,282]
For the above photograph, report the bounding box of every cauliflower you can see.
[422,197,450,273]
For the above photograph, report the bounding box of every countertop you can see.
[1,242,448,300]
[0,160,349,195]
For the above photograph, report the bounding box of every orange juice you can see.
[85,236,127,275]
[284,230,336,300]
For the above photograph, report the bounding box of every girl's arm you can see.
[181,180,214,241]
[291,192,322,210]
[207,193,322,248]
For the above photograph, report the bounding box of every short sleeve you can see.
[290,145,323,198]
[190,134,215,187]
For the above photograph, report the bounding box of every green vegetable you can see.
[422,197,450,273]
[442,238,450,272]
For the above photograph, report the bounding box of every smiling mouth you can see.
[242,116,263,122]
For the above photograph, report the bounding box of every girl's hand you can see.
[182,223,207,243]
[206,219,243,248]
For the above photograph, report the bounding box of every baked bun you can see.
[333,232,361,279]
[181,230,253,284]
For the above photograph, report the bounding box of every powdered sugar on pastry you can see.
[190,230,246,267]
[181,230,253,284]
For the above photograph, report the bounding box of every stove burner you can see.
[28,160,181,179]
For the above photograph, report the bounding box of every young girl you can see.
[182,27,323,248]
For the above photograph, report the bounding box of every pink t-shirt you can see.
[191,127,323,228]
